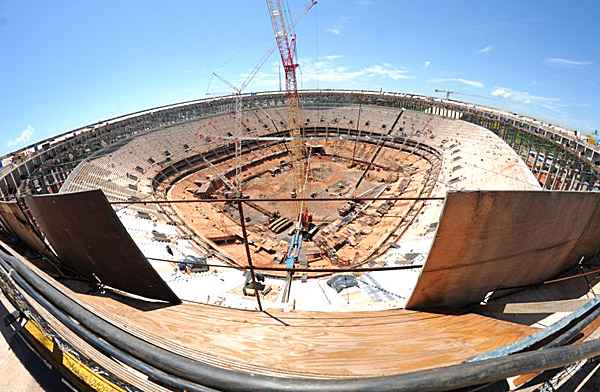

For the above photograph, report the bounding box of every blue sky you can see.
[1,0,599,155]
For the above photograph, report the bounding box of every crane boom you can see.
[266,0,315,217]
[212,72,240,93]
[266,0,316,271]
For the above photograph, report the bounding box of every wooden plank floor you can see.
[72,291,536,379]
[1,241,537,379]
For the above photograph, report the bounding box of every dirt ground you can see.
[168,139,434,272]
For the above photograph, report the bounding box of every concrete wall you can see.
[2,90,599,200]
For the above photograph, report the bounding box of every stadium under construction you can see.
[3,2,600,392]
[2,89,600,391]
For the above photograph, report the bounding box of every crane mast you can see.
[266,0,316,272]
[266,0,315,223]
[211,47,275,193]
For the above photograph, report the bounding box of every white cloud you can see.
[491,87,513,99]
[7,125,34,147]
[428,78,484,88]
[490,86,562,113]
[240,69,279,92]
[299,56,413,83]
[478,45,494,54]
[424,61,431,69]
[326,16,348,36]
[491,87,559,104]
[239,56,413,92]
[544,57,593,67]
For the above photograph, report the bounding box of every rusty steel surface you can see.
[406,191,600,309]
[0,201,50,257]
[25,190,180,303]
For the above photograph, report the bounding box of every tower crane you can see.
[209,2,317,194]
[266,0,317,270]
[211,49,274,193]
[434,89,490,101]
[434,89,456,100]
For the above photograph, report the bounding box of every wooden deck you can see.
[3,242,537,380]
[70,291,535,378]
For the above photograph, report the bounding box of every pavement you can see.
[0,291,65,391]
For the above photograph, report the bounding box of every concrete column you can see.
[517,137,525,157]
[551,154,563,190]
[532,149,541,174]
[512,129,519,149]
[39,171,49,194]
[576,167,585,191]
[560,166,572,190]
[17,165,25,180]
[543,158,554,189]
[569,166,579,190]
[543,151,556,188]
[537,152,548,182]
[501,126,508,143]
[51,171,59,190]
[560,159,573,191]
[1,177,9,197]
[9,171,18,192]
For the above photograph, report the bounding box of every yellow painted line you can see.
[24,319,54,352]
[62,351,124,392]
[24,320,125,392]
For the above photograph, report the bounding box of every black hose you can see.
[0,254,217,392]
[3,249,600,391]
[547,303,600,348]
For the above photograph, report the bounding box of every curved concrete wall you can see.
[1,89,599,200]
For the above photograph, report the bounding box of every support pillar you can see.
[538,151,548,182]
[551,153,564,190]
[568,164,579,190]
[237,201,263,312]
[543,151,556,189]
[532,148,541,175]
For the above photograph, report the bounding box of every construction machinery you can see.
[211,61,270,192]
[266,0,317,272]
[434,89,490,101]
[209,2,317,193]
